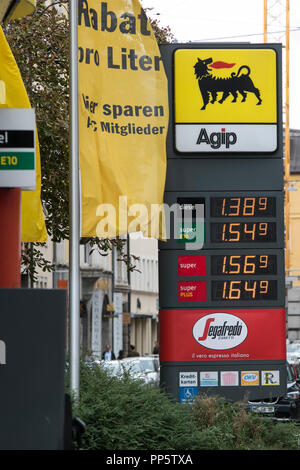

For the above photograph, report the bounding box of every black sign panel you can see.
[0,130,34,148]
[0,289,66,450]
[158,43,285,404]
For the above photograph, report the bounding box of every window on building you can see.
[289,131,300,174]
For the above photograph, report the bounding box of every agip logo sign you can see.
[174,48,278,153]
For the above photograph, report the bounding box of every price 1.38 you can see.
[211,197,276,217]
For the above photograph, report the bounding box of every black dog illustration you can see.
[194,57,262,110]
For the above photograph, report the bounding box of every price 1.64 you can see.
[212,280,277,300]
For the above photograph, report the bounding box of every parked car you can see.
[286,342,300,364]
[94,360,124,378]
[289,361,300,380]
[147,354,160,373]
[248,362,300,421]
[138,356,159,384]
[121,356,159,385]
[248,396,279,417]
[275,361,300,421]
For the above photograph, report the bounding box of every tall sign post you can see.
[69,0,81,400]
[159,44,286,403]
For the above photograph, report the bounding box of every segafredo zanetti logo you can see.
[192,313,248,350]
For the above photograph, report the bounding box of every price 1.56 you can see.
[211,254,277,275]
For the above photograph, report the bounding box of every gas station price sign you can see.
[158,43,285,404]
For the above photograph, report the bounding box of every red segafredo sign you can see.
[193,312,247,350]
[159,309,286,362]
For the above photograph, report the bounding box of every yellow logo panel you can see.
[241,371,259,386]
[262,370,280,386]
[174,49,277,124]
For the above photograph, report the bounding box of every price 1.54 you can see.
[212,280,277,300]
[211,222,276,243]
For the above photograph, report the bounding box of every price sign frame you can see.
[158,42,286,404]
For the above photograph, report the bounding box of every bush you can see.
[70,362,300,450]
[191,394,299,450]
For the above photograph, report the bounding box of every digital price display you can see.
[211,222,276,243]
[160,192,283,306]
[211,254,277,275]
[212,280,277,301]
[210,197,276,217]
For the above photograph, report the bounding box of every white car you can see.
[94,360,124,378]
[121,357,159,385]
[138,357,159,384]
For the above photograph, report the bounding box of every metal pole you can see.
[0,188,21,288]
[264,0,268,43]
[285,0,290,274]
[69,0,80,399]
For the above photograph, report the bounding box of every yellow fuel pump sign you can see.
[174,48,278,153]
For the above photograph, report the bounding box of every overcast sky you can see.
[141,0,300,129]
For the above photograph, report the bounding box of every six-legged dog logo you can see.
[194,57,262,110]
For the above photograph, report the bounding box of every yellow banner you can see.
[78,0,169,238]
[0,26,46,242]
[5,0,36,21]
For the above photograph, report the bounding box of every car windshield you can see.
[122,361,142,374]
[287,344,300,356]
[139,359,155,373]
[287,363,296,381]
[101,362,122,376]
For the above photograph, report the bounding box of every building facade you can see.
[286,129,300,339]
[129,233,159,356]
[25,235,159,358]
